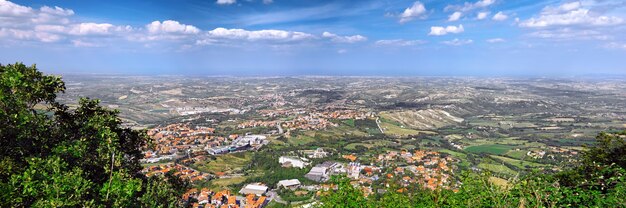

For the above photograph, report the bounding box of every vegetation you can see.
[0,63,185,207]
[319,131,626,207]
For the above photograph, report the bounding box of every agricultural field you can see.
[465,144,514,155]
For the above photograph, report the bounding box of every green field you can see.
[478,162,517,176]
[465,144,514,155]
[194,152,252,174]
[208,176,248,191]
[491,155,548,169]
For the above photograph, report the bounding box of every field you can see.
[490,155,548,169]
[208,176,248,191]
[478,162,517,177]
[193,152,252,174]
[465,144,514,155]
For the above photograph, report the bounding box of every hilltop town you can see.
[57,76,626,207]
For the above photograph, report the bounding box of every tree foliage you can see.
[0,63,186,207]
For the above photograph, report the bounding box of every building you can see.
[239,183,269,196]
[277,179,301,190]
[279,156,309,169]
[305,166,329,182]
[207,146,230,155]
[307,148,328,158]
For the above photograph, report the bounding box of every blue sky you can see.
[1,0,626,76]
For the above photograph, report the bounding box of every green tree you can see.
[318,175,369,208]
[0,63,186,207]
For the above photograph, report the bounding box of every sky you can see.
[1,0,626,76]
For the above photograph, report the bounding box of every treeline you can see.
[319,131,626,207]
[0,63,188,207]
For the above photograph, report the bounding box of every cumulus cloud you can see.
[492,11,508,21]
[0,0,33,17]
[519,2,623,28]
[399,1,427,23]
[375,39,426,46]
[146,20,200,34]
[428,24,464,36]
[442,38,473,46]
[69,23,129,35]
[0,0,136,45]
[477,11,490,20]
[448,12,463,21]
[445,0,495,12]
[486,38,505,43]
[322,32,367,43]
[216,0,236,5]
[196,28,315,45]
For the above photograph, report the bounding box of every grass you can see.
[505,150,528,159]
[491,155,548,169]
[209,176,248,191]
[344,140,393,150]
[489,176,509,188]
[379,121,434,137]
[342,119,355,127]
[194,152,252,174]
[478,162,517,176]
[465,144,514,155]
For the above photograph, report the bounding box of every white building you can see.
[279,156,309,169]
[239,183,268,196]
[277,179,301,190]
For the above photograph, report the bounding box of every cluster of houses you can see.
[145,123,226,161]
[142,164,211,183]
[377,150,456,190]
[183,188,268,208]
[238,109,373,131]
[207,135,268,155]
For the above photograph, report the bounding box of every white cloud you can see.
[527,28,609,40]
[0,28,61,42]
[262,0,273,4]
[337,49,347,54]
[604,42,626,50]
[477,11,490,20]
[205,27,315,42]
[492,11,508,21]
[375,39,426,46]
[146,20,200,34]
[72,40,101,47]
[442,38,473,46]
[0,0,33,17]
[216,0,236,5]
[486,38,505,43]
[445,0,495,12]
[40,6,74,16]
[69,23,115,35]
[428,24,464,36]
[399,1,427,23]
[448,12,463,21]
[519,2,623,28]
[322,32,367,43]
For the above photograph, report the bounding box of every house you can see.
[239,183,269,196]
[277,179,301,190]
[279,156,309,168]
